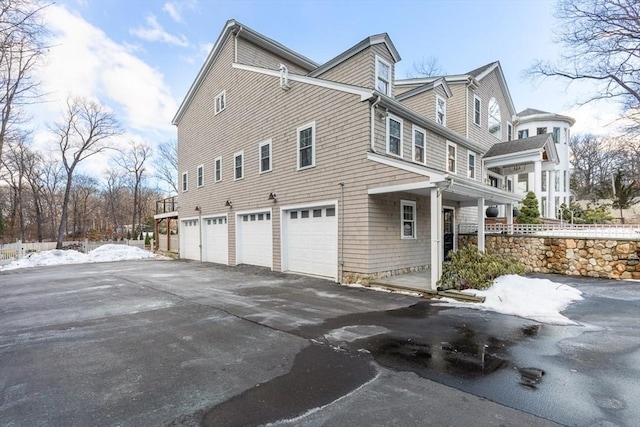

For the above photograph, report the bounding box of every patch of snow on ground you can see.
[438,274,584,325]
[342,282,423,297]
[1,244,162,271]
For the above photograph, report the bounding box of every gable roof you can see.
[308,33,401,78]
[484,133,556,160]
[467,61,498,78]
[173,19,318,125]
[395,77,453,101]
[468,61,516,115]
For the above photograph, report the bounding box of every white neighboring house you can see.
[514,108,575,218]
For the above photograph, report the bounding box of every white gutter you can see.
[370,95,381,153]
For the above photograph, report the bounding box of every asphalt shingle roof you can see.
[517,108,550,116]
[467,61,498,78]
[484,134,551,158]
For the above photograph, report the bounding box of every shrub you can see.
[144,232,151,246]
[437,244,525,291]
[516,191,541,224]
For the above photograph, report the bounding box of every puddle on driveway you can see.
[201,343,375,427]
[197,301,548,426]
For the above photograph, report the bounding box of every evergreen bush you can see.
[516,191,542,224]
[437,244,525,291]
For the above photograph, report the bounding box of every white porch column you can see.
[430,187,441,290]
[477,197,485,252]
[548,170,556,219]
[506,202,514,235]
[534,160,542,216]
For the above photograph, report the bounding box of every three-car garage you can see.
[180,202,338,281]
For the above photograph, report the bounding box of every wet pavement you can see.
[1,260,638,426]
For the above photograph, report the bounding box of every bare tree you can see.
[405,56,446,78]
[114,140,151,238]
[153,139,177,195]
[569,133,620,199]
[52,96,122,248]
[0,0,48,163]
[528,0,640,133]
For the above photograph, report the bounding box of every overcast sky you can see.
[30,0,622,175]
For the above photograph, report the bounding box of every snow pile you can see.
[1,244,159,271]
[439,274,584,325]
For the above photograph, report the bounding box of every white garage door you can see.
[237,211,272,268]
[283,205,337,280]
[181,219,200,260]
[203,216,228,264]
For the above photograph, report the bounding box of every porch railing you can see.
[156,196,178,215]
[459,223,640,239]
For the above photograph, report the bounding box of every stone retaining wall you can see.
[459,234,640,279]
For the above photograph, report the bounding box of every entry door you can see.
[443,208,455,259]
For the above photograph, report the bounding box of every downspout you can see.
[370,95,381,153]
[465,81,469,138]
[234,26,243,63]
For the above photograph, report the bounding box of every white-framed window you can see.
[401,200,416,239]
[468,151,476,179]
[197,164,204,187]
[375,55,391,96]
[553,127,561,143]
[446,141,457,174]
[386,115,403,157]
[518,129,529,139]
[473,95,481,126]
[488,97,502,138]
[214,156,222,182]
[234,151,244,180]
[537,126,547,135]
[564,171,569,192]
[507,122,513,141]
[436,95,446,126]
[181,171,188,192]
[214,90,226,115]
[297,122,315,170]
[555,173,560,191]
[412,125,426,164]
[259,139,272,173]
[542,171,547,191]
[506,177,513,192]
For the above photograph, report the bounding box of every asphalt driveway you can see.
[1,260,638,426]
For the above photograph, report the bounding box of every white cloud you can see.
[130,14,189,47]
[30,5,178,175]
[162,1,197,24]
[40,6,177,132]
[564,101,626,136]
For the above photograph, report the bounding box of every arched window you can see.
[488,97,502,138]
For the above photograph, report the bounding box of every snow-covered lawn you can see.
[0,244,163,271]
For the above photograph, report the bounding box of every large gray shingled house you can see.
[170,19,565,288]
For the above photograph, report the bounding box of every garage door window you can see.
[326,207,335,216]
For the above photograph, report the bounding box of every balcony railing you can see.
[156,196,178,215]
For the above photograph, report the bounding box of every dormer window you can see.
[375,55,391,96]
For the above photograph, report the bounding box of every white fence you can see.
[0,239,150,265]
[157,234,179,252]
[459,223,640,239]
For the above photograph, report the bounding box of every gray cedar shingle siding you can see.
[177,35,438,275]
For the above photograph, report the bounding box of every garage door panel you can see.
[203,216,228,264]
[181,219,200,261]
[284,206,337,279]
[237,212,272,268]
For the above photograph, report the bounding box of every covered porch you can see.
[368,175,521,291]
